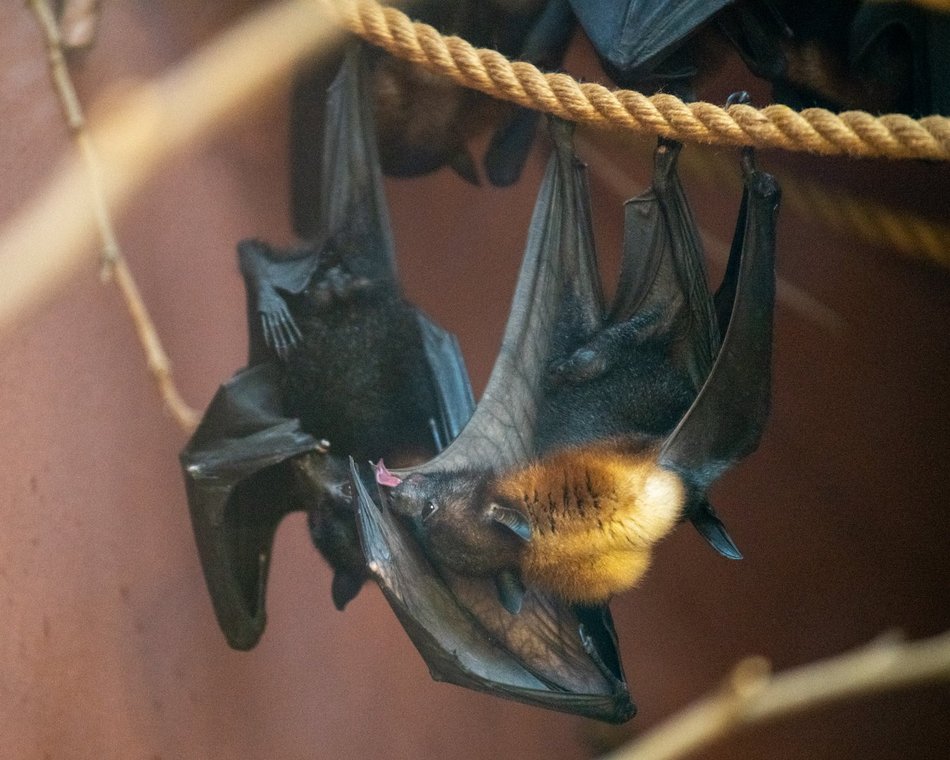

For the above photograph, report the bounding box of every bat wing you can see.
[659,156,780,487]
[352,462,634,722]
[180,363,324,650]
[320,44,396,276]
[609,139,720,390]
[410,119,603,474]
[569,0,732,77]
[242,45,398,365]
[289,55,334,240]
[415,310,476,452]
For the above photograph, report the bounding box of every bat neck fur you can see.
[493,439,685,603]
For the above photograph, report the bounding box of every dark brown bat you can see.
[289,0,576,210]
[570,0,948,115]
[180,43,474,647]
[181,43,633,723]
[368,121,779,666]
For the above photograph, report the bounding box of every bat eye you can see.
[340,482,353,500]
[421,501,439,522]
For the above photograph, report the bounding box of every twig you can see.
[28,0,199,431]
[0,1,346,368]
[601,630,950,760]
[57,0,102,50]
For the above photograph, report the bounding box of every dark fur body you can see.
[281,262,437,465]
[536,325,694,452]
[238,228,445,609]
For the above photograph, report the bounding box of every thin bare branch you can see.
[601,630,950,760]
[28,0,202,429]
[1,0,346,340]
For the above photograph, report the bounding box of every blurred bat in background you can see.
[569,0,949,114]
[290,0,576,210]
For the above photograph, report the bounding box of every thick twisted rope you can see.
[342,0,950,161]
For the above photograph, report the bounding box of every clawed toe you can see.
[260,305,302,359]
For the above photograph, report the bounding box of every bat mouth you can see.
[374,460,403,487]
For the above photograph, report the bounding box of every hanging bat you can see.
[374,0,577,187]
[180,43,474,649]
[366,117,779,654]
[348,116,638,722]
[829,2,947,116]
[181,43,634,724]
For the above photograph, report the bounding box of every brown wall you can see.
[2,3,948,759]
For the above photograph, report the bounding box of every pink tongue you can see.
[374,460,402,487]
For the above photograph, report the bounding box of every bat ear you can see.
[689,499,743,560]
[495,569,526,614]
[488,502,533,542]
[331,570,366,610]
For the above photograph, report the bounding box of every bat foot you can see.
[741,155,781,204]
[725,92,760,172]
[259,297,303,359]
[726,90,752,107]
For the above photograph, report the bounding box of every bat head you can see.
[292,452,353,511]
[387,471,527,577]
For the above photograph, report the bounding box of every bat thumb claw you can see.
[690,503,743,559]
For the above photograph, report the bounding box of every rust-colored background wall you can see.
[1,3,948,759]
